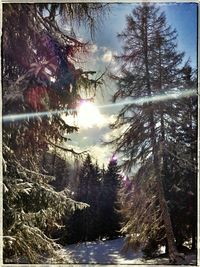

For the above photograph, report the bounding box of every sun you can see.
[77,101,105,129]
[62,100,106,129]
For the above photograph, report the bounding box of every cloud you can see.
[60,115,118,166]
[58,139,113,167]
[102,50,113,62]
[90,44,98,53]
[102,46,108,52]
[102,123,129,143]
[89,144,114,167]
[99,47,121,76]
[62,114,78,127]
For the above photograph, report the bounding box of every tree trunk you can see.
[142,11,185,264]
[155,168,179,263]
[152,124,183,263]
[154,145,186,263]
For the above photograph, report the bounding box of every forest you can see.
[2,3,197,265]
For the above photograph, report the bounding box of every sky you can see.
[63,3,198,169]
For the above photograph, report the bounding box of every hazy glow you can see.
[77,101,106,129]
[2,89,196,123]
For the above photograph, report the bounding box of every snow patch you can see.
[64,237,144,264]
[63,237,197,265]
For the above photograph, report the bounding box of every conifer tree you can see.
[162,63,197,251]
[110,3,196,263]
[2,3,108,263]
[99,156,121,239]
[42,151,71,191]
[68,154,101,242]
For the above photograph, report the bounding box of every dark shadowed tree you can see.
[66,154,101,243]
[41,151,71,191]
[98,156,121,239]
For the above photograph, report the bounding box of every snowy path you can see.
[65,237,144,264]
[63,237,197,265]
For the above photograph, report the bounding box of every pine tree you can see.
[99,156,121,239]
[67,154,101,243]
[3,145,87,263]
[2,3,108,263]
[109,3,196,263]
[42,151,71,192]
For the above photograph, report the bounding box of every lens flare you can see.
[111,155,118,162]
[2,89,197,123]
[97,88,197,109]
[2,108,75,123]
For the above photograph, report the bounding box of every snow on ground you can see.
[63,237,197,265]
[65,237,143,264]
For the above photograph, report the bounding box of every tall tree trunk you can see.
[143,15,184,263]
[154,152,181,263]
[151,113,183,263]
